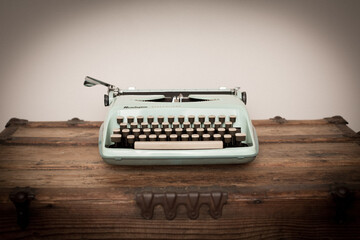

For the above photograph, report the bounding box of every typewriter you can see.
[84,76,259,165]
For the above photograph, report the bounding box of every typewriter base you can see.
[0,116,359,239]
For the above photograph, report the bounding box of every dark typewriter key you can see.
[214,121,221,130]
[130,122,138,129]
[113,128,121,134]
[193,121,201,129]
[175,128,183,139]
[218,127,225,137]
[168,115,175,125]
[140,122,148,129]
[183,122,190,129]
[181,134,189,141]
[191,134,199,141]
[204,121,211,129]
[159,134,167,141]
[154,128,162,137]
[122,129,130,138]
[143,128,151,137]
[229,115,236,123]
[170,134,177,141]
[198,115,205,124]
[139,134,147,141]
[137,116,144,124]
[188,115,195,124]
[164,128,173,138]
[203,133,210,141]
[224,134,232,147]
[213,133,221,141]
[186,127,194,136]
[218,115,226,124]
[149,134,157,141]
[116,116,124,124]
[147,116,154,125]
[235,132,246,142]
[178,115,185,125]
[157,116,164,125]
[151,122,159,129]
[196,128,204,138]
[119,123,127,130]
[173,122,180,128]
[127,135,135,147]
[207,127,215,136]
[162,122,170,128]
[225,121,232,129]
[111,134,122,143]
[209,115,216,124]
[236,127,241,133]
[133,128,141,139]
[127,116,135,124]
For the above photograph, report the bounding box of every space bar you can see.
[134,141,223,150]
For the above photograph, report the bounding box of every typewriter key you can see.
[127,135,135,145]
[178,115,185,124]
[214,121,221,130]
[191,134,199,141]
[122,128,130,137]
[170,134,177,141]
[164,128,173,138]
[183,122,190,129]
[168,116,175,124]
[127,116,134,124]
[196,128,204,138]
[209,115,216,124]
[151,122,159,129]
[133,128,141,139]
[140,122,148,129]
[203,134,210,141]
[175,128,183,138]
[139,134,147,141]
[113,128,121,134]
[229,127,236,136]
[235,133,246,142]
[204,122,211,129]
[225,121,232,128]
[213,133,221,141]
[188,115,195,124]
[162,122,170,128]
[193,122,201,129]
[120,123,127,130]
[207,127,215,136]
[137,116,144,124]
[218,127,225,137]
[116,116,124,124]
[173,122,180,128]
[186,128,194,136]
[130,122,138,129]
[154,128,162,137]
[218,115,226,124]
[143,128,151,137]
[111,134,122,142]
[147,116,154,125]
[157,116,164,125]
[198,115,205,124]
[229,115,236,123]
[224,134,232,146]
[149,134,157,141]
[159,134,166,141]
[181,134,189,141]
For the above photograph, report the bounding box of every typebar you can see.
[134,141,223,150]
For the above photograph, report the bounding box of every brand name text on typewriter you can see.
[84,76,259,165]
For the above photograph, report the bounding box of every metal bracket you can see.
[9,187,35,229]
[331,185,354,224]
[136,191,227,220]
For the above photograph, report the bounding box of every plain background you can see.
[0,0,359,131]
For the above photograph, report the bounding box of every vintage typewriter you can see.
[84,76,259,165]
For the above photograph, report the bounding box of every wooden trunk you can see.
[0,116,359,239]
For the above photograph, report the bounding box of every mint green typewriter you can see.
[84,76,259,165]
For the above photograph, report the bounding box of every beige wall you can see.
[0,0,359,131]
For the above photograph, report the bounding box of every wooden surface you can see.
[0,116,359,239]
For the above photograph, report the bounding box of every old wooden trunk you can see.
[0,116,359,239]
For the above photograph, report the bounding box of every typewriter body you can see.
[84,76,259,165]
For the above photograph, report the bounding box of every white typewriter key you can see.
[111,134,122,142]
[181,134,189,141]
[143,128,151,137]
[127,116,135,124]
[173,122,180,128]
[209,115,216,124]
[186,128,194,135]
[207,127,215,136]
[165,128,173,137]
[224,134,232,144]
[130,122,138,129]
[159,134,167,141]
[183,122,190,129]
[229,115,236,123]
[157,116,164,125]
[235,133,246,142]
[151,122,159,129]
[213,133,221,141]
[191,134,199,141]
[139,134,147,141]
[154,128,162,137]
[141,122,148,129]
[196,128,204,137]
[204,122,211,129]
[198,115,205,124]
[193,122,201,129]
[133,128,141,139]
[135,141,223,150]
[149,134,157,141]
[218,127,225,137]
[113,128,121,134]
[225,121,233,128]
[116,116,124,124]
[188,115,195,124]
[137,116,144,124]
[178,115,185,124]
[175,128,183,137]
[218,115,226,124]
[170,134,177,141]
[202,134,210,141]
[214,121,222,130]
[168,115,175,124]
[162,122,170,128]
[229,127,236,136]
[120,123,127,130]
[147,116,154,125]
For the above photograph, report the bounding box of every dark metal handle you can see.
[84,76,113,88]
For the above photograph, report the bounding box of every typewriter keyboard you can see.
[109,115,247,150]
